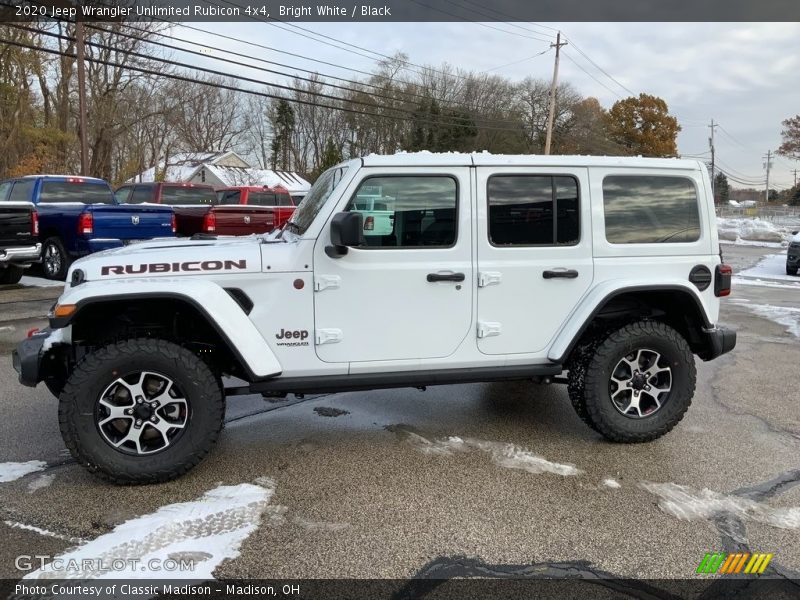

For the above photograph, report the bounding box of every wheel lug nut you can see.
[125,409,133,415]
[136,396,143,404]
[150,416,158,423]
[135,419,142,427]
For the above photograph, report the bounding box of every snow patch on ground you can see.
[717,218,787,245]
[737,252,800,285]
[404,432,581,476]
[602,478,622,489]
[733,276,800,290]
[0,460,47,483]
[24,481,275,580]
[28,473,55,492]
[641,482,800,531]
[4,521,85,544]
[743,304,800,338]
[18,276,64,288]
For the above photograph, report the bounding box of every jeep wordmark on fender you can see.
[12,154,736,484]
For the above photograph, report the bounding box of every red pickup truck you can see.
[216,186,296,232]
[116,182,278,236]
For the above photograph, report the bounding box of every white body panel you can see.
[59,153,724,383]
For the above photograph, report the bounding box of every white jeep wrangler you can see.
[13,153,736,484]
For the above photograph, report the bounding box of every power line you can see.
[405,0,554,43]
[484,48,552,73]
[84,22,531,126]
[1,27,538,136]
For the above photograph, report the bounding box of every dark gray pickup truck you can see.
[0,201,41,284]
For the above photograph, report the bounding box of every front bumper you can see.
[700,326,737,361]
[0,243,42,266]
[11,329,49,387]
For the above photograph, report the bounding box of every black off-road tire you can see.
[0,266,24,284]
[582,321,696,443]
[58,338,225,484]
[42,237,71,281]
[566,333,606,433]
[787,265,798,276]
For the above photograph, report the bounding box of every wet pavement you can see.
[0,245,798,582]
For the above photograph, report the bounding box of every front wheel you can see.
[582,321,696,443]
[59,338,225,484]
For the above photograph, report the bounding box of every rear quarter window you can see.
[602,175,700,244]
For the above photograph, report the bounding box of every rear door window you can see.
[487,175,580,246]
[602,175,700,244]
[161,186,216,205]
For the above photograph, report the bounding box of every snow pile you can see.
[717,218,785,244]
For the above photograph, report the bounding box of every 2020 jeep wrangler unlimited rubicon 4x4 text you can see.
[12,154,736,484]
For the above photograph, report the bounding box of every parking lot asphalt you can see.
[0,244,797,583]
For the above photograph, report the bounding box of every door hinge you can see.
[477,321,502,339]
[315,328,343,345]
[478,271,502,288]
[314,275,341,292]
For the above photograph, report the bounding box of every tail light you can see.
[364,216,374,231]
[715,264,732,297]
[31,210,39,236]
[171,213,177,234]
[203,211,216,233]
[77,212,93,235]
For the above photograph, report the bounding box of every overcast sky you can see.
[178,21,799,189]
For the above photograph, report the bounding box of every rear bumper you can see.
[11,329,49,387]
[699,326,737,361]
[0,243,41,266]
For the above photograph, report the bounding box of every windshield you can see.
[161,186,216,205]
[287,166,349,234]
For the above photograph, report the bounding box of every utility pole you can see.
[75,15,89,176]
[792,169,798,188]
[708,119,718,201]
[544,32,567,156]
[763,150,772,204]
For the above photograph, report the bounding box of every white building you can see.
[128,152,311,203]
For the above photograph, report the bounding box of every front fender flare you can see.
[50,279,282,380]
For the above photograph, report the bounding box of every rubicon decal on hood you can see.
[101,260,247,276]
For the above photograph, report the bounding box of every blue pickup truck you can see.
[0,175,176,280]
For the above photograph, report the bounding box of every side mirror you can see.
[792,230,799,236]
[326,212,364,258]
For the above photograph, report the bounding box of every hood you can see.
[69,236,265,282]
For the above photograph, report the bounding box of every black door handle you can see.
[427,272,466,282]
[543,269,579,279]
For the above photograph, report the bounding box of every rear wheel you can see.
[582,321,696,443]
[59,338,225,484]
[0,266,24,284]
[42,237,71,280]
